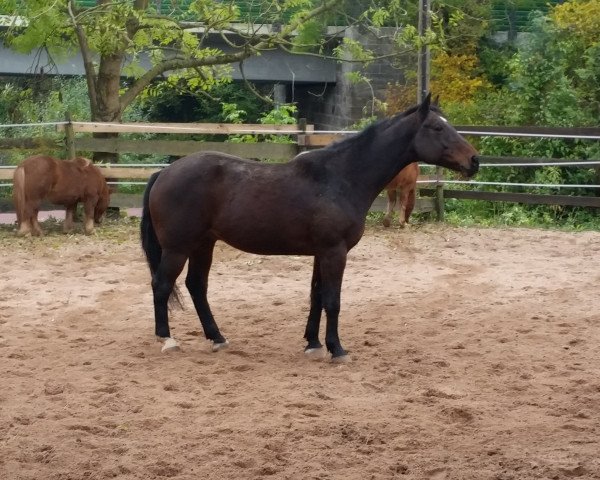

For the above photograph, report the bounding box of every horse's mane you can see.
[324,102,439,154]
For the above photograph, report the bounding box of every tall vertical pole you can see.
[64,111,76,159]
[418,0,444,221]
[417,0,430,104]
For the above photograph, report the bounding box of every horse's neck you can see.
[340,124,417,205]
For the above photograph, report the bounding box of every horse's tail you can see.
[140,171,182,306]
[12,165,26,225]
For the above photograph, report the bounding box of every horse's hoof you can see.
[331,354,352,364]
[160,337,181,353]
[304,347,326,359]
[382,218,391,228]
[212,340,229,352]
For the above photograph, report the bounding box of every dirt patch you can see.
[1,221,600,479]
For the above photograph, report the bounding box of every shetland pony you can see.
[13,155,110,236]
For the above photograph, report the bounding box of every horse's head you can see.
[411,94,479,178]
[94,182,110,224]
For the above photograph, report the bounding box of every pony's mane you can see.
[324,102,441,153]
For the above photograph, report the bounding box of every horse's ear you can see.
[418,92,431,122]
[432,95,440,107]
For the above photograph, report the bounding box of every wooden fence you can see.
[1,120,599,215]
[0,121,438,215]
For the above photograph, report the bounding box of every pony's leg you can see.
[185,241,229,351]
[18,204,41,236]
[82,200,96,234]
[382,189,397,227]
[16,214,32,236]
[152,249,188,352]
[63,205,76,233]
[30,209,43,236]
[319,247,349,362]
[403,187,417,226]
[398,188,408,226]
[304,258,325,357]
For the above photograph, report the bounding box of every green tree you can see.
[443,0,600,227]
[0,0,344,160]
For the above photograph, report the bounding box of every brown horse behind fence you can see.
[12,155,110,236]
[382,162,419,227]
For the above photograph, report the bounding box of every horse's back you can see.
[152,152,289,199]
[74,157,108,194]
[17,155,59,197]
[17,154,107,205]
[19,154,58,174]
[149,152,287,219]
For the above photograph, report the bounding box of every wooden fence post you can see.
[64,112,76,159]
[434,167,445,221]
[297,118,308,156]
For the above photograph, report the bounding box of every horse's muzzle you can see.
[463,155,480,178]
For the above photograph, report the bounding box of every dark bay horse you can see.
[382,162,419,228]
[13,155,110,236]
[140,94,479,361]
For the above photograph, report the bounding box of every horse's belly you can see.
[213,226,313,256]
[47,190,79,206]
[211,213,363,256]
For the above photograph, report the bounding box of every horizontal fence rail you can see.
[56,121,315,135]
[0,120,598,213]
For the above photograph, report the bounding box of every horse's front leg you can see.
[185,240,229,352]
[403,187,416,226]
[63,204,76,233]
[303,258,325,358]
[382,189,397,227]
[319,246,350,362]
[398,188,409,226]
[153,250,188,352]
[82,198,97,234]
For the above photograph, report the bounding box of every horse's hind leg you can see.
[30,209,43,236]
[152,249,188,352]
[16,215,33,236]
[17,206,40,236]
[304,258,325,358]
[382,189,397,227]
[186,240,228,351]
[63,205,76,233]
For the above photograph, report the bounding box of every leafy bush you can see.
[437,3,600,229]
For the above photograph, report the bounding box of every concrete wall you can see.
[295,27,406,130]
[1,25,406,130]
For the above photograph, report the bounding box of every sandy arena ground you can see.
[1,219,599,480]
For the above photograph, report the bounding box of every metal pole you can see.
[418,0,444,221]
[64,111,76,159]
[417,0,430,103]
